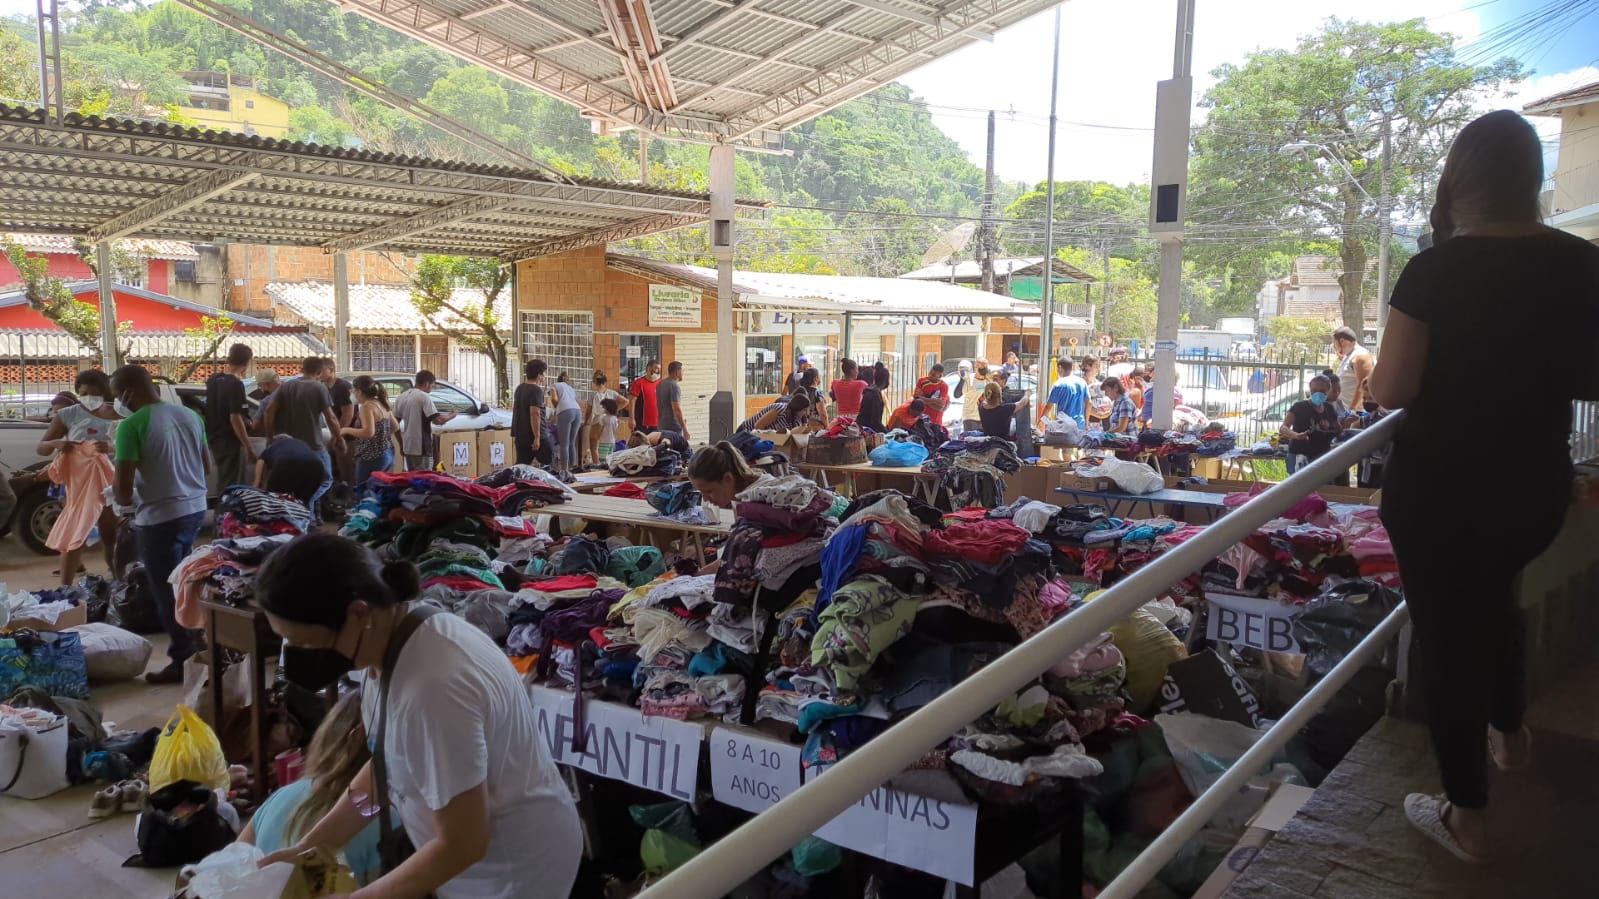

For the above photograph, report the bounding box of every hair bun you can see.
[379,560,421,601]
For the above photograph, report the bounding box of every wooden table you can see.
[1054,485,1231,522]
[570,474,667,495]
[794,462,937,501]
[555,493,731,558]
[199,599,275,796]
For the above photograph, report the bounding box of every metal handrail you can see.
[641,413,1407,899]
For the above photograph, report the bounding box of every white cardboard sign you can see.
[710,727,801,814]
[1205,592,1301,654]
[809,766,980,885]
[488,442,506,466]
[648,284,702,328]
[451,441,471,467]
[530,686,702,800]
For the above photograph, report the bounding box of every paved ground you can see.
[1225,695,1599,899]
[0,538,182,898]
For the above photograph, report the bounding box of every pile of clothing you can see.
[1196,427,1238,457]
[607,444,684,478]
[169,534,295,629]
[921,434,1022,508]
[342,469,564,548]
[217,486,312,538]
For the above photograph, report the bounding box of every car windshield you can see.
[428,382,477,414]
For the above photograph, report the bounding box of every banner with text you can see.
[809,764,980,885]
[649,284,702,328]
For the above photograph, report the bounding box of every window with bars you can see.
[520,311,594,403]
[349,335,416,374]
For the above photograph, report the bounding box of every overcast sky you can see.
[899,0,1599,184]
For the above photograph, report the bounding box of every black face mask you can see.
[282,645,354,692]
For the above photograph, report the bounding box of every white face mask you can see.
[114,398,133,418]
[79,396,104,412]
[647,372,661,381]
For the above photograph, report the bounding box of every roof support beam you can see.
[501,213,703,262]
[669,6,871,113]
[86,163,257,242]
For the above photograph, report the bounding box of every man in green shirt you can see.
[111,365,211,684]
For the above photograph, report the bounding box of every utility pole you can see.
[1376,112,1393,333]
[1149,0,1195,430]
[1038,8,1062,374]
[980,110,997,294]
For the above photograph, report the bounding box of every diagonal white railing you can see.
[641,413,1408,899]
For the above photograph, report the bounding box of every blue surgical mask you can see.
[1310,391,1328,406]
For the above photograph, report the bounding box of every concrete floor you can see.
[0,536,184,898]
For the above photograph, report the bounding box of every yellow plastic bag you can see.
[149,705,230,793]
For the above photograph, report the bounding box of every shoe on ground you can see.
[118,779,147,813]
[88,784,120,819]
[144,661,184,685]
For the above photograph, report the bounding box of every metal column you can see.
[1037,7,1062,374]
[708,144,737,441]
[1148,0,1195,429]
[333,251,351,372]
[94,241,118,371]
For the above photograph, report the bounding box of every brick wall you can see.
[2,359,305,386]
[229,245,418,316]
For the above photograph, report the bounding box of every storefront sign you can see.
[809,767,980,885]
[1204,593,1301,654]
[754,311,983,335]
[530,686,702,799]
[710,728,801,814]
[649,284,702,328]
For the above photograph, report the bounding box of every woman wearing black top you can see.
[1371,110,1599,864]
[977,381,1026,439]
[1279,375,1345,484]
[857,364,890,432]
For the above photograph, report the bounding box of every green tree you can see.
[409,256,513,405]
[2,238,130,365]
[1192,17,1520,329]
[0,21,35,103]
[174,313,236,382]
[1264,317,1334,365]
[1003,181,1150,265]
[1056,246,1158,343]
[288,105,356,147]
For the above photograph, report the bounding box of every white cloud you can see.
[900,0,1488,185]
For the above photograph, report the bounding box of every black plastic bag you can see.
[76,575,114,624]
[1291,580,1401,682]
[107,565,164,635]
[113,522,139,580]
[127,780,235,867]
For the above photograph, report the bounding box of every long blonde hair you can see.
[979,381,1003,408]
[285,690,370,843]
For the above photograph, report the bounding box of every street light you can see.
[1278,139,1392,335]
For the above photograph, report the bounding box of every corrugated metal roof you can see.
[606,253,1037,315]
[264,281,512,333]
[1,232,199,261]
[899,257,1098,284]
[335,0,1065,143]
[0,104,764,261]
[0,328,328,360]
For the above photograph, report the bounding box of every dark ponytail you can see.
[257,534,416,630]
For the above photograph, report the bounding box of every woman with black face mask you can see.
[256,534,581,898]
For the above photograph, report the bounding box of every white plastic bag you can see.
[70,622,153,683]
[0,707,71,799]
[1095,456,1164,494]
[1156,712,1304,831]
[177,843,295,899]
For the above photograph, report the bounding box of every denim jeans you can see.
[137,510,205,663]
[310,446,333,517]
[355,447,394,489]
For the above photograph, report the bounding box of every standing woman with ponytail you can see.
[256,534,581,898]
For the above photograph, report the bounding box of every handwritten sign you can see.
[451,441,471,467]
[488,442,506,466]
[1205,592,1301,654]
[711,728,800,814]
[809,767,980,885]
[530,686,702,799]
[649,284,701,328]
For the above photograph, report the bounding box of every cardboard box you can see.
[438,431,478,479]
[1009,463,1063,503]
[1191,784,1315,899]
[477,429,512,474]
[6,602,88,633]
[1060,472,1115,494]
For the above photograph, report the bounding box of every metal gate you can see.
[519,311,595,405]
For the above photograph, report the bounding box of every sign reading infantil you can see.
[530,686,701,799]
[648,284,701,328]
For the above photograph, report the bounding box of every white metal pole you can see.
[95,241,118,371]
[333,251,351,374]
[640,413,1404,899]
[1037,7,1062,373]
[1150,0,1195,430]
[710,143,737,440]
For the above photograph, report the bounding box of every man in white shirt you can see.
[394,370,456,471]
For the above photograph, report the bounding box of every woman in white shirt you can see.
[584,370,621,468]
[256,534,581,899]
[35,370,122,584]
[551,373,584,476]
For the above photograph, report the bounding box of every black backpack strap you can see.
[373,604,443,860]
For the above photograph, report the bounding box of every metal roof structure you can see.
[898,255,1096,284]
[331,0,1068,146]
[0,103,765,261]
[266,280,511,332]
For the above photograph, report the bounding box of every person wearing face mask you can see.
[629,359,663,431]
[256,534,581,899]
[1279,375,1345,484]
[36,370,122,585]
[111,364,211,684]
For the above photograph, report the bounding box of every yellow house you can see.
[1524,79,1599,243]
[175,72,290,139]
